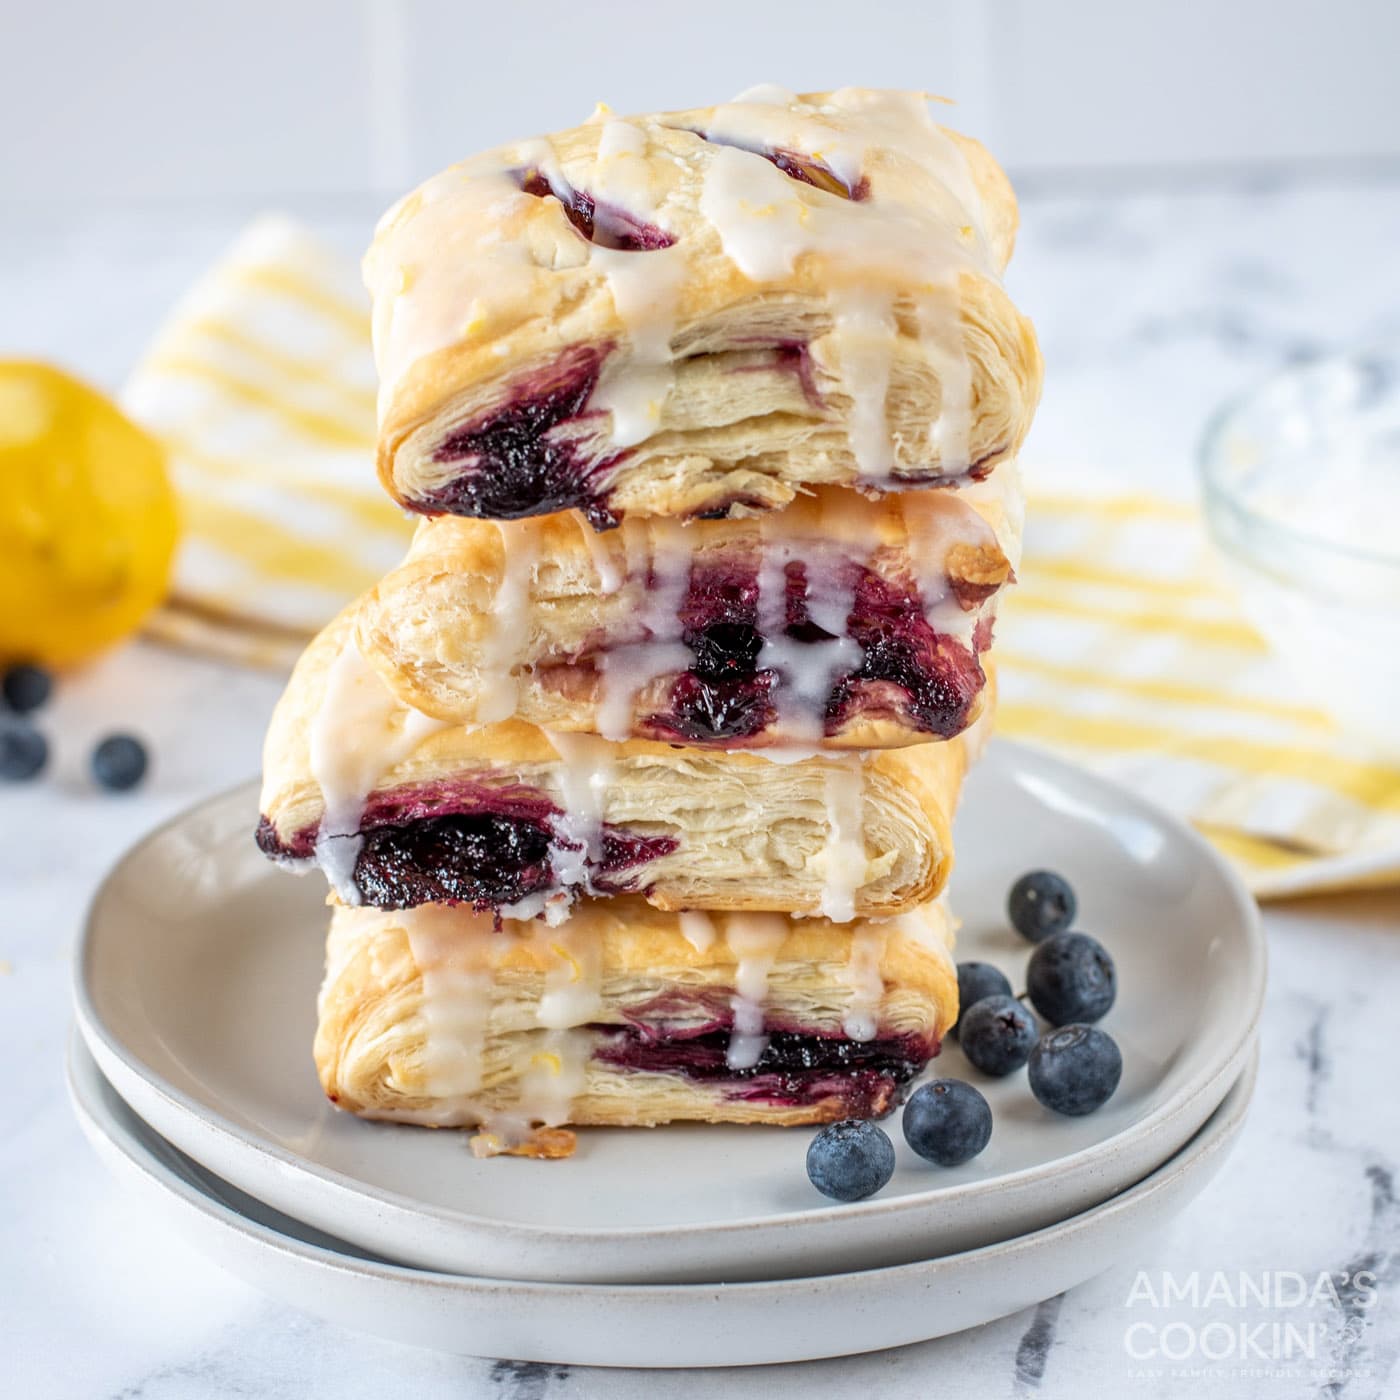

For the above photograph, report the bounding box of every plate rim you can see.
[73,740,1267,1247]
[68,1030,1260,1299]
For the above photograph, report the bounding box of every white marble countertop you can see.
[3,177,1400,1399]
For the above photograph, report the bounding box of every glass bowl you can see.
[1199,352,1400,754]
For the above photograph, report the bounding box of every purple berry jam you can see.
[593,830,686,891]
[516,167,677,251]
[419,346,619,522]
[354,813,554,909]
[593,1024,934,1117]
[255,782,677,912]
[728,341,823,408]
[624,555,989,744]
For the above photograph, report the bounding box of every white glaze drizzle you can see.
[509,1028,593,1131]
[308,641,446,904]
[696,144,811,282]
[917,286,973,473]
[987,455,1026,571]
[817,756,867,923]
[538,920,605,1029]
[400,905,499,1119]
[898,490,972,639]
[596,517,694,739]
[678,910,718,952]
[497,890,574,927]
[367,155,549,417]
[475,520,537,723]
[506,919,605,1130]
[579,515,625,594]
[696,88,990,475]
[841,923,889,1042]
[831,286,897,477]
[543,730,616,888]
[723,913,788,1071]
[398,905,605,1134]
[754,505,861,742]
[584,119,689,447]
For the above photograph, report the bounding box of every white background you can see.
[4,0,1400,207]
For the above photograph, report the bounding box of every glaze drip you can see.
[307,641,446,904]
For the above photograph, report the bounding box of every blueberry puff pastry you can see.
[358,469,1020,749]
[315,896,958,1131]
[257,610,978,920]
[364,86,1042,526]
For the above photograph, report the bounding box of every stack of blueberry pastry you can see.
[256,86,1041,1155]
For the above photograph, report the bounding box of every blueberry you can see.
[953,961,1013,1035]
[686,622,763,679]
[958,993,1038,1077]
[1026,932,1116,1025]
[1028,1024,1123,1116]
[2,664,52,715]
[805,1119,896,1201]
[91,734,149,792]
[0,723,48,781]
[902,1079,993,1166]
[1008,870,1077,943]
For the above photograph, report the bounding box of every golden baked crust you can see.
[258,608,975,917]
[315,897,958,1127]
[365,87,1041,523]
[355,471,1020,748]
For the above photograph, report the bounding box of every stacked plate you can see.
[71,742,1265,1368]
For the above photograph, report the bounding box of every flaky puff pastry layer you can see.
[259,609,978,917]
[356,471,1020,748]
[315,897,958,1128]
[366,88,1041,523]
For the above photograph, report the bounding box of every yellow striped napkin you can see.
[997,493,1400,897]
[122,217,1400,897]
[122,215,406,668]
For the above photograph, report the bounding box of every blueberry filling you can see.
[353,813,553,910]
[420,346,618,522]
[593,1026,932,1115]
[592,830,685,892]
[830,632,983,738]
[629,556,989,743]
[256,800,678,912]
[686,620,765,678]
[658,671,775,743]
[515,167,676,251]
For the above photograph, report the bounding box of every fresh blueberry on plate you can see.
[1008,870,1076,943]
[953,960,1013,1035]
[2,664,52,715]
[1028,1024,1123,1116]
[806,1119,896,1201]
[91,734,149,792]
[959,994,1038,1077]
[1026,931,1116,1025]
[902,1080,993,1166]
[0,723,48,781]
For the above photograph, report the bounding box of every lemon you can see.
[0,362,178,666]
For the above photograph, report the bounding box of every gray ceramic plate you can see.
[69,1036,1258,1367]
[74,741,1265,1284]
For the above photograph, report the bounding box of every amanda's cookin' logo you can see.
[1122,1270,1378,1372]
